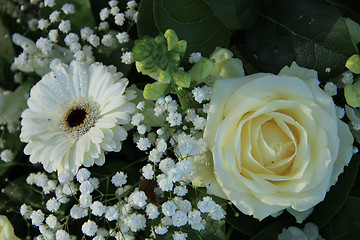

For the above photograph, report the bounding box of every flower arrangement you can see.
[0,0,360,239]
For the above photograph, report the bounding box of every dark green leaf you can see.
[137,0,160,38]
[325,0,360,23]
[207,0,261,30]
[226,205,274,237]
[153,0,230,57]
[0,57,15,90]
[0,17,15,63]
[308,153,360,228]
[246,0,358,79]
[321,197,360,239]
[4,176,45,210]
[249,219,291,240]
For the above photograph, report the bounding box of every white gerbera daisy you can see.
[20,60,136,174]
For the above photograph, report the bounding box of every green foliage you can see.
[207,0,261,30]
[321,197,360,239]
[346,54,360,74]
[0,17,15,64]
[143,82,171,100]
[249,219,291,240]
[245,0,358,79]
[4,176,45,210]
[308,154,360,228]
[136,0,230,58]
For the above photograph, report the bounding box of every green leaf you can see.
[307,153,360,228]
[137,0,160,38]
[249,219,291,240]
[246,0,358,79]
[0,17,15,64]
[321,197,360,239]
[153,0,230,57]
[346,54,360,74]
[226,206,274,237]
[207,0,261,30]
[143,82,171,100]
[4,176,45,210]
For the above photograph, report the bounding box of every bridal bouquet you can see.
[1,0,360,239]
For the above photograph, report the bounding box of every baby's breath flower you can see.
[111,171,127,187]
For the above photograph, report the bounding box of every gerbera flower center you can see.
[61,102,100,138]
[65,106,89,128]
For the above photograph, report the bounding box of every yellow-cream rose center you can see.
[238,111,299,180]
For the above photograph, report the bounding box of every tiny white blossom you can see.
[154,225,168,235]
[174,185,188,196]
[173,231,187,240]
[57,170,74,184]
[172,210,188,227]
[159,158,175,173]
[142,164,154,179]
[30,209,44,226]
[88,34,100,47]
[111,171,127,187]
[131,113,144,126]
[125,213,146,232]
[28,18,39,31]
[197,196,215,213]
[62,182,78,195]
[76,168,91,183]
[116,32,130,44]
[46,214,60,229]
[101,34,114,47]
[189,52,202,63]
[79,193,92,208]
[20,204,33,219]
[148,149,162,163]
[342,71,354,85]
[111,6,120,15]
[62,3,75,14]
[82,220,98,236]
[48,29,59,42]
[0,149,14,163]
[166,112,182,126]
[162,200,178,217]
[136,101,145,110]
[49,10,60,22]
[91,201,105,216]
[156,138,167,153]
[137,124,147,134]
[99,21,110,31]
[80,27,93,41]
[70,204,88,219]
[208,204,226,220]
[99,8,111,21]
[44,0,56,7]
[58,20,71,33]
[130,190,147,208]
[146,203,159,220]
[109,0,118,7]
[336,106,345,119]
[115,13,125,26]
[121,51,134,64]
[55,230,70,240]
[105,205,119,221]
[137,137,151,151]
[38,19,50,30]
[324,82,337,96]
[46,197,61,212]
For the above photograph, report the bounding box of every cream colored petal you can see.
[88,127,104,144]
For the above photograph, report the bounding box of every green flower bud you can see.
[345,80,360,108]
[172,69,191,88]
[207,47,245,85]
[143,82,171,100]
[188,58,215,84]
[346,54,360,74]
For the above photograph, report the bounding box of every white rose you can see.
[0,215,20,240]
[196,62,354,221]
